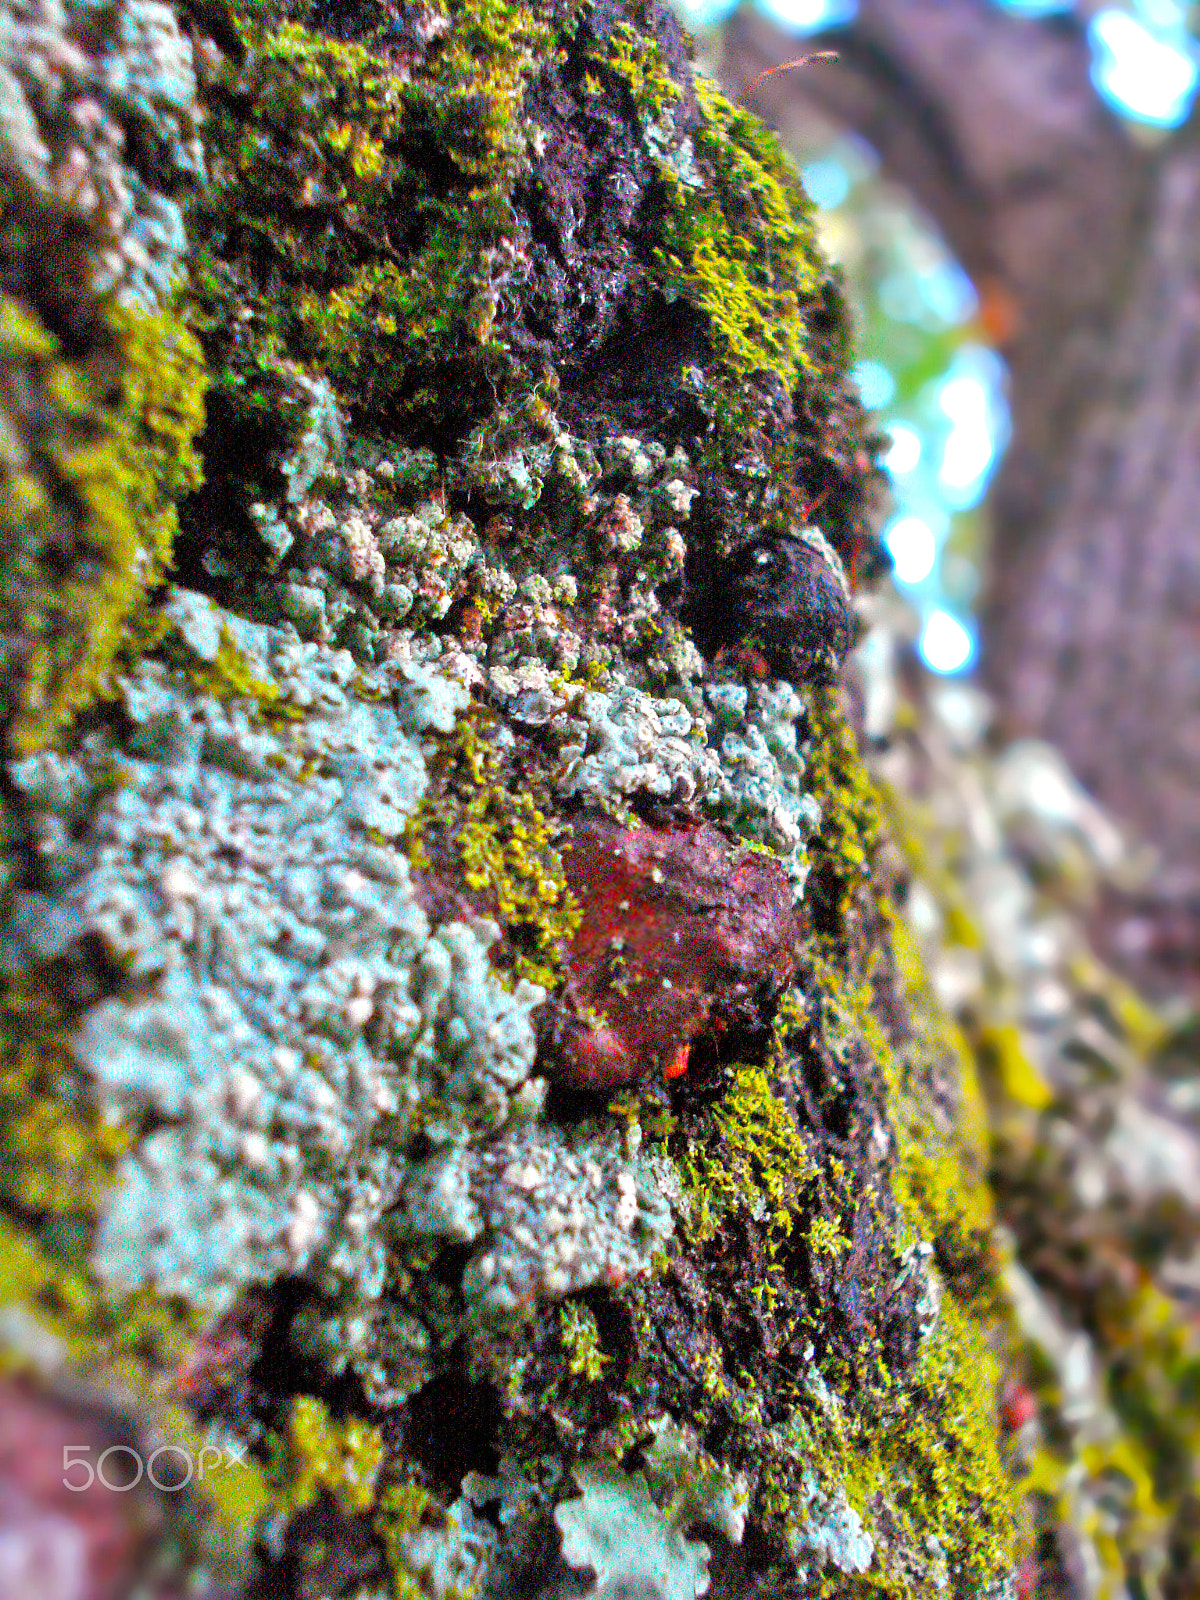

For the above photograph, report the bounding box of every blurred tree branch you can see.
[722,0,1200,972]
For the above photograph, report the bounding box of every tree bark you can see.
[722,0,1200,952]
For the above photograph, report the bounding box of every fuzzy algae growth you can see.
[0,0,1038,1595]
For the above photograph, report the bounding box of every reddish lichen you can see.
[542,814,802,1088]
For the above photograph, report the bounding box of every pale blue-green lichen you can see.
[787,1472,874,1580]
[555,1462,712,1600]
[485,654,821,891]
[8,597,537,1311]
[383,1423,750,1600]
[553,682,722,810]
[400,1117,672,1313]
[6,591,672,1327]
[705,676,822,897]
[267,459,485,655]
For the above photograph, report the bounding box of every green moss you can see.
[872,1293,1020,1595]
[1017,1251,1200,1589]
[977,1022,1055,1112]
[599,18,681,121]
[185,622,285,711]
[375,1478,434,1600]
[414,710,580,990]
[111,303,208,536]
[0,998,130,1221]
[767,958,1020,1592]
[271,1393,384,1515]
[682,1050,817,1282]
[0,295,206,755]
[803,683,884,936]
[559,1300,609,1381]
[875,746,1200,1589]
[200,2,553,428]
[652,74,820,398]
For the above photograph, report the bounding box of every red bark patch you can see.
[543,815,802,1088]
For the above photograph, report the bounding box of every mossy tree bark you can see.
[1,2,1036,1595]
[723,0,1200,988]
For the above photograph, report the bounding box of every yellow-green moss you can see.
[873,791,1200,1591]
[559,1300,609,1381]
[1,294,206,755]
[682,1049,817,1270]
[765,952,1022,1592]
[653,74,820,398]
[0,1210,194,1402]
[185,623,285,711]
[803,683,884,932]
[0,1004,130,1220]
[415,710,580,990]
[208,2,553,422]
[375,1478,434,1600]
[1016,1271,1200,1592]
[270,1393,384,1515]
[598,18,681,121]
[880,1293,1021,1592]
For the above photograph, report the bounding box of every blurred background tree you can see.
[680,0,1200,996]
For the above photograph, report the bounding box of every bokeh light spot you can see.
[885,515,937,584]
[935,346,1010,510]
[802,158,851,210]
[938,377,994,496]
[1088,8,1199,127]
[920,610,976,675]
[883,425,921,476]
[754,0,858,31]
[670,0,740,29]
[920,261,978,325]
[852,360,896,410]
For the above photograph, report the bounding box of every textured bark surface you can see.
[0,2,1033,1593]
[722,0,1200,951]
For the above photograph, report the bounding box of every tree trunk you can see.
[722,0,1200,974]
